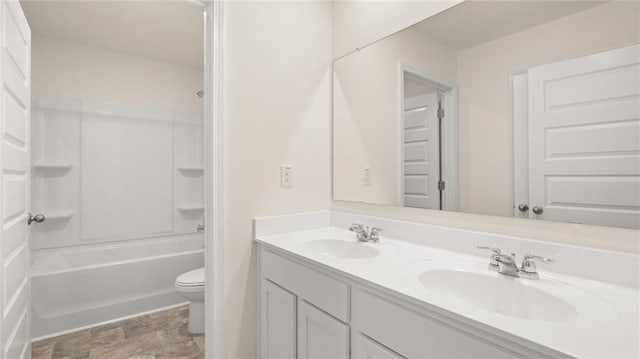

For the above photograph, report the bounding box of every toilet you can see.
[175,267,205,334]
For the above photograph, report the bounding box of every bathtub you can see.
[31,234,204,339]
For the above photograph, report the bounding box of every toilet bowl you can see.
[175,267,205,334]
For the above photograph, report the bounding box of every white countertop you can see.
[256,227,640,359]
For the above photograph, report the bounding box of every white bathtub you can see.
[31,234,204,339]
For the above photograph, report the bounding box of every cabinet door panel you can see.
[260,280,297,359]
[353,333,405,359]
[298,300,349,359]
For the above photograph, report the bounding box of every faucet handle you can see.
[349,223,364,232]
[523,254,553,262]
[521,254,554,274]
[477,246,501,266]
[369,227,382,242]
[477,246,501,253]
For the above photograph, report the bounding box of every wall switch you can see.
[363,167,372,186]
[281,165,293,188]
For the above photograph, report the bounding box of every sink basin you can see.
[417,269,578,321]
[403,260,589,322]
[301,239,379,259]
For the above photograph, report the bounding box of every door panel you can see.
[0,1,31,358]
[298,300,349,359]
[260,280,297,359]
[528,45,640,228]
[402,93,440,209]
[352,333,405,359]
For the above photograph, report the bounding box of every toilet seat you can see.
[175,267,204,288]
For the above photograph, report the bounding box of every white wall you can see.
[332,0,462,58]
[223,1,332,357]
[334,28,456,205]
[32,36,203,112]
[457,1,640,216]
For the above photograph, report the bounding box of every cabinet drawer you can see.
[262,249,350,322]
[353,290,516,358]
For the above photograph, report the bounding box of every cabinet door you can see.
[298,300,349,359]
[353,334,405,359]
[260,280,297,359]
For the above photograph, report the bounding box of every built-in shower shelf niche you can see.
[42,210,74,220]
[177,205,205,212]
[33,162,74,175]
[178,166,204,173]
[34,162,74,170]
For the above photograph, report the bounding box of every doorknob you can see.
[517,204,529,213]
[197,224,205,232]
[28,213,45,225]
[532,206,544,215]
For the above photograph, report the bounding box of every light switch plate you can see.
[363,167,372,186]
[281,165,293,187]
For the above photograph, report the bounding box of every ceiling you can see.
[413,0,607,50]
[21,0,204,69]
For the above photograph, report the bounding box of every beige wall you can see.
[223,1,332,357]
[457,1,640,216]
[332,0,462,58]
[32,36,203,112]
[333,28,457,205]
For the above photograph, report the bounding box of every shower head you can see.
[196,90,204,98]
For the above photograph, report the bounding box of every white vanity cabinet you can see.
[298,300,350,358]
[260,279,297,358]
[259,248,350,359]
[352,334,405,359]
[351,289,516,358]
[258,245,551,359]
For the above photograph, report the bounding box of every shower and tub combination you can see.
[29,94,206,339]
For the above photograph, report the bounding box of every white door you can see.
[528,45,640,229]
[0,1,32,358]
[402,93,440,209]
[298,300,349,359]
[260,280,297,359]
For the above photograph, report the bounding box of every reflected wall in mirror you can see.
[333,1,640,229]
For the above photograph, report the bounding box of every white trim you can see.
[397,65,459,211]
[510,71,529,219]
[396,64,405,206]
[204,1,224,358]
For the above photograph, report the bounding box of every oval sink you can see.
[301,239,379,259]
[417,269,578,322]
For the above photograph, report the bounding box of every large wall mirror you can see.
[333,1,640,229]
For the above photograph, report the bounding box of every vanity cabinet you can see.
[258,245,547,359]
[352,334,404,359]
[260,280,297,358]
[259,248,350,359]
[352,289,514,358]
[298,300,349,359]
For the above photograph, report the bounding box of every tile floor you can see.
[32,305,204,359]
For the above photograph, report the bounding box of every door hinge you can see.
[438,107,445,119]
[438,180,446,191]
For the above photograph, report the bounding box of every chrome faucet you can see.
[349,223,382,243]
[477,246,553,279]
[494,253,521,277]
